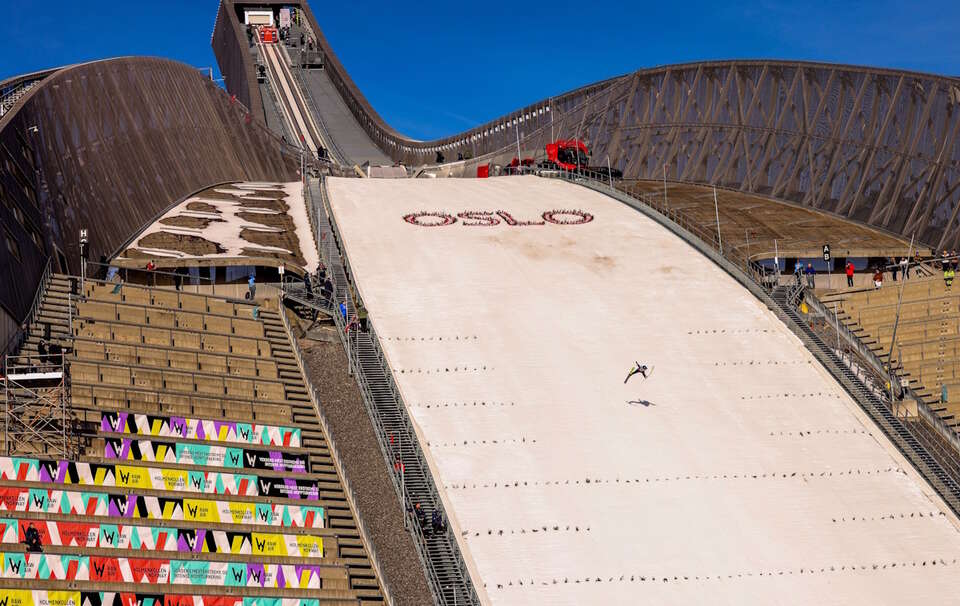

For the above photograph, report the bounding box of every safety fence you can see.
[538,168,960,510]
[3,256,52,357]
[276,295,394,605]
[304,178,479,606]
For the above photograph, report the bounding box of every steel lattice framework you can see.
[381,63,960,249]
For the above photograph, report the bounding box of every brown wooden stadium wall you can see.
[0,56,297,328]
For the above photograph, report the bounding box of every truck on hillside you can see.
[540,139,623,180]
[501,139,623,180]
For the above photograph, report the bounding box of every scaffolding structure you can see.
[2,353,75,458]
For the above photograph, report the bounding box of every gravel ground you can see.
[298,330,434,606]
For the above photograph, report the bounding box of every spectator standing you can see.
[845,261,855,288]
[873,268,883,289]
[900,256,909,280]
[431,510,446,534]
[890,257,898,281]
[247,274,256,300]
[303,272,313,300]
[805,263,815,288]
[358,303,369,332]
[794,261,803,286]
[37,339,48,363]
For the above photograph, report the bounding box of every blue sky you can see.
[3,1,957,140]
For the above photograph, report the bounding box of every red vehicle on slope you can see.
[538,139,622,180]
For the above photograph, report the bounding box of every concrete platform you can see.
[327,175,960,605]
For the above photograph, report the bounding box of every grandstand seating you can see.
[823,275,960,428]
[4,275,383,603]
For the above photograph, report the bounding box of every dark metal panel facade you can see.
[397,63,960,248]
[0,57,297,323]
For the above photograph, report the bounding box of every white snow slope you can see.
[327,175,960,606]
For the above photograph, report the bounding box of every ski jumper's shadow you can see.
[627,399,655,407]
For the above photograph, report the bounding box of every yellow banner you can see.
[296,535,323,558]
[182,499,218,523]
[114,465,151,489]
[159,468,188,491]
[0,590,82,606]
[227,502,255,524]
[251,532,286,556]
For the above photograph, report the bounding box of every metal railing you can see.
[276,296,393,605]
[538,167,960,484]
[289,53,349,166]
[541,168,773,286]
[3,256,53,357]
[306,178,478,606]
[0,79,40,117]
[83,260,216,293]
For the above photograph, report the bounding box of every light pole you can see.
[515,120,522,169]
[79,229,89,292]
[663,163,668,211]
[713,187,722,255]
[606,155,613,189]
[886,234,915,407]
[550,100,554,142]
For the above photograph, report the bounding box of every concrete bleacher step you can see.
[1,274,385,600]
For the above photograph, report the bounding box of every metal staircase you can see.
[0,79,40,117]
[771,286,960,513]
[296,177,479,606]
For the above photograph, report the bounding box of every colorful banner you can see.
[0,554,323,588]
[0,590,81,606]
[100,412,301,448]
[0,519,322,558]
[0,457,320,500]
[103,439,309,473]
[0,592,322,606]
[0,488,323,528]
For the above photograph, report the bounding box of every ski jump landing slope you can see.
[326,175,960,606]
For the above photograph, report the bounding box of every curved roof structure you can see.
[0,56,297,326]
[215,1,960,249]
